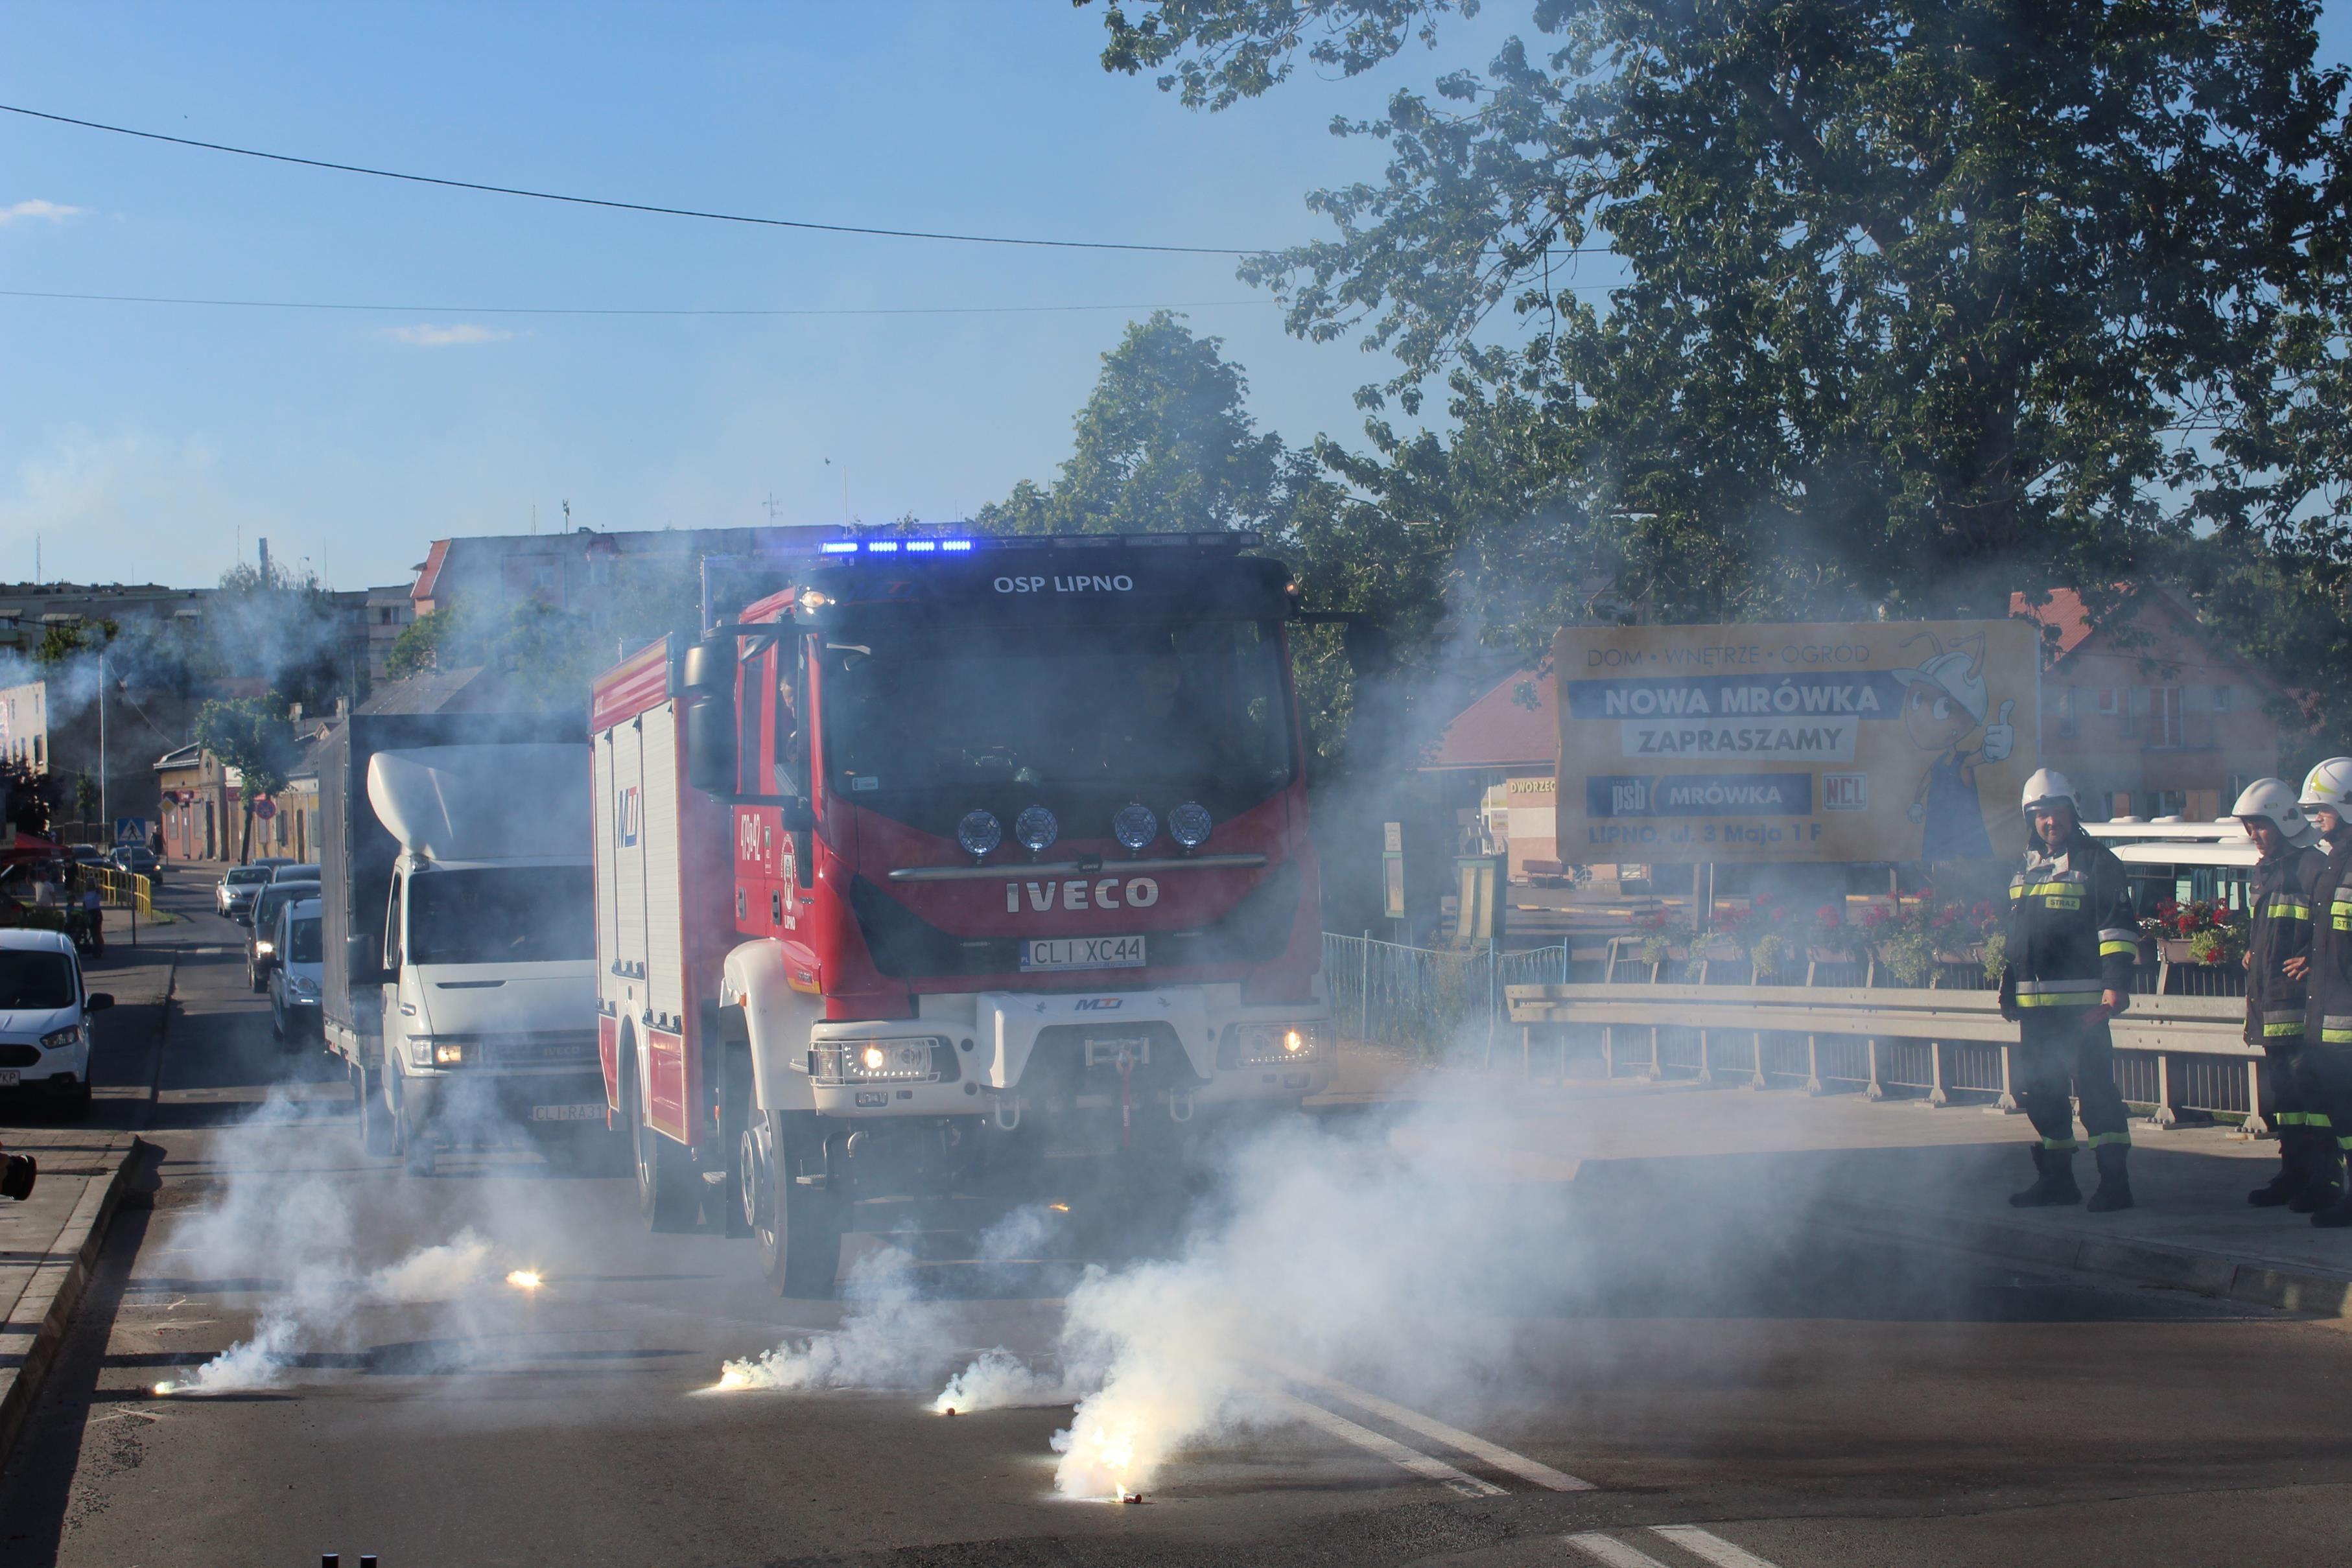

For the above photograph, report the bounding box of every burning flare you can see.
[506,1270,543,1291]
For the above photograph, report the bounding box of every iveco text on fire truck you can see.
[591,532,1331,1294]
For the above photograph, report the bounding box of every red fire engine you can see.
[591,533,1332,1294]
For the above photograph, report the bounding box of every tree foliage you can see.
[1092,0,2352,654]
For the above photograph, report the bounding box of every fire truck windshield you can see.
[821,619,1294,796]
[406,865,596,966]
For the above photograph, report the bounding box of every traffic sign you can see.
[113,816,151,845]
[251,798,277,822]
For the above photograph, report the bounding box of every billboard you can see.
[1553,621,2039,863]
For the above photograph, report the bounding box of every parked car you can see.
[217,864,274,922]
[69,845,107,867]
[108,846,162,883]
[269,896,323,1044]
[270,863,320,883]
[0,930,113,1120]
[246,879,319,992]
[252,856,296,872]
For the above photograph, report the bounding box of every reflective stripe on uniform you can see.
[2100,940,2138,958]
[2334,895,2352,931]
[2015,882,2078,899]
[2325,1015,2352,1045]
[2040,1136,2078,1152]
[2267,899,2312,921]
[2276,1111,2309,1126]
[2309,1112,2336,1129]
[2087,1130,2132,1149]
[2266,1009,2306,1038]
[2014,979,2102,1007]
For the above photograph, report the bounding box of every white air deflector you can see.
[366,744,588,861]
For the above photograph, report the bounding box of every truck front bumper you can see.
[399,1064,610,1136]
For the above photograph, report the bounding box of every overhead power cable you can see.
[0,287,1288,317]
[0,101,1621,261]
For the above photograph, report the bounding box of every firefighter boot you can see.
[2250,1129,2308,1208]
[2290,1138,2344,1215]
[2311,1153,2352,1228]
[2086,1143,2134,1213]
[2009,1145,2082,1208]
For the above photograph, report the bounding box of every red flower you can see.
[1815,904,1843,927]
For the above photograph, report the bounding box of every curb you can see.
[1823,1197,2352,1318]
[0,1136,152,1477]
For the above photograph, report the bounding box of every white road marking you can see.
[1566,1532,1671,1568]
[1650,1525,1783,1567]
[1268,1359,1595,1491]
[1271,1392,1506,1499]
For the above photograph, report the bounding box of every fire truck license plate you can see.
[531,1103,605,1122]
[1020,935,1146,972]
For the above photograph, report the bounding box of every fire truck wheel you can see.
[357,1064,396,1157]
[744,1112,841,1298]
[624,1041,698,1231]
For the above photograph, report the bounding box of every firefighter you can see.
[2233,779,2325,1207]
[2296,759,2352,1227]
[2001,769,2140,1211]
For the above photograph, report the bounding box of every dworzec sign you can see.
[1552,621,2039,863]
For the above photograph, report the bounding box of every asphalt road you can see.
[6,878,2352,1567]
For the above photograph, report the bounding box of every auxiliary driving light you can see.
[958,808,1003,859]
[1113,804,1158,852]
[814,1038,941,1084]
[1168,802,1212,850]
[1221,1022,1321,1069]
[1015,804,1059,854]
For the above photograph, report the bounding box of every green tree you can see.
[1092,0,2352,649]
[979,312,1289,537]
[35,616,117,669]
[195,694,298,865]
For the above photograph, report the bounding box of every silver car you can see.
[217,865,272,922]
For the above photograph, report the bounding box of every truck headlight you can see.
[1168,801,1212,850]
[409,1039,465,1068]
[813,1037,941,1084]
[40,1024,82,1050]
[1220,1022,1321,1068]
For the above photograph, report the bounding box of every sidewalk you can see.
[1318,1042,2352,1315]
[0,1128,148,1465]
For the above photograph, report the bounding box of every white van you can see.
[0,930,114,1119]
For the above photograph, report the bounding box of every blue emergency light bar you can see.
[811,532,1249,556]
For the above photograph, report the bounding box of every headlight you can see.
[1169,802,1212,850]
[1113,804,1158,852]
[40,1024,82,1050]
[410,1039,465,1068]
[288,975,318,999]
[812,1037,941,1084]
[958,809,1003,859]
[1220,1022,1321,1068]
[1015,804,1059,855]
[255,940,274,955]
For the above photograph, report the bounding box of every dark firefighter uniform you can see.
[2296,840,2352,1226]
[2001,825,2139,1209]
[2246,839,2323,1206]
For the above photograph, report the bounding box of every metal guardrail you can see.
[1323,933,1574,1059]
[1505,959,2263,1129]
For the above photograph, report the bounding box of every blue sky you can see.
[2,3,2347,593]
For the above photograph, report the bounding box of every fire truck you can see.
[590,532,1333,1294]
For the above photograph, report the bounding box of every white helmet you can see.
[2233,777,2321,849]
[2021,767,2079,815]
[2301,758,2352,812]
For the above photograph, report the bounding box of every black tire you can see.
[399,1090,436,1176]
[358,1062,396,1156]
[741,1110,841,1298]
[623,1033,697,1230]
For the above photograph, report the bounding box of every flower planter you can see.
[2157,937,2231,966]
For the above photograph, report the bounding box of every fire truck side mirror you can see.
[682,637,738,797]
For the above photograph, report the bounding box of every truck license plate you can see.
[531,1103,604,1122]
[1020,935,1146,972]
[0,1070,16,1087]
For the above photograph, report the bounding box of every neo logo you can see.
[1074,998,1123,1011]
[617,786,641,847]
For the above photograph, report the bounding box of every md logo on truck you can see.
[617,786,641,847]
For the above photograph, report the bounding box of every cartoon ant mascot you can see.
[1892,631,2016,860]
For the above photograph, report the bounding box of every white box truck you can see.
[318,713,611,1175]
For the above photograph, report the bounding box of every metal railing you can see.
[89,866,154,916]
[1323,933,1577,1059]
[1505,950,2263,1127]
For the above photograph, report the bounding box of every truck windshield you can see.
[288,917,322,965]
[0,952,74,1010]
[821,620,1294,795]
[406,866,594,965]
